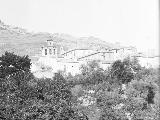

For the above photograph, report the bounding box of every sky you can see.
[0,0,159,54]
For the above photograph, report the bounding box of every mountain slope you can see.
[0,20,116,61]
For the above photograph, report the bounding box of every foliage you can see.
[0,52,82,120]
[0,71,37,120]
[0,70,88,120]
[0,52,159,120]
[124,79,159,120]
[109,57,140,84]
[0,51,31,78]
[71,84,83,97]
[95,76,159,120]
[95,82,127,120]
[78,60,105,85]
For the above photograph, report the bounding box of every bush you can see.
[78,60,105,85]
[0,51,31,78]
[109,57,139,84]
[124,79,159,120]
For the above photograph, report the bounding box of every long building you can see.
[36,39,159,76]
[35,39,139,76]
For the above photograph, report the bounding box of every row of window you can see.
[44,49,56,55]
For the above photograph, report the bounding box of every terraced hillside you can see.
[0,20,116,61]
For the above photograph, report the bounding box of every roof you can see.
[61,48,92,55]
[47,39,53,41]
[109,46,136,51]
[131,54,160,58]
[77,51,114,60]
[131,51,160,58]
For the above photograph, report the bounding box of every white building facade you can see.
[37,39,158,76]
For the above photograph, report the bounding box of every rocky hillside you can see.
[0,20,116,61]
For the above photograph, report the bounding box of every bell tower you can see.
[41,39,57,57]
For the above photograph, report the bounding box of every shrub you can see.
[0,51,31,78]
[109,57,138,84]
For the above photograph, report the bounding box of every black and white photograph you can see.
[0,0,159,120]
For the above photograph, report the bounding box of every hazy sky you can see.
[0,0,159,53]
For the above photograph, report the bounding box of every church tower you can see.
[41,39,57,57]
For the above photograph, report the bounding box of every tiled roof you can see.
[61,48,92,55]
[77,51,113,60]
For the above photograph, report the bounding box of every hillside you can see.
[0,20,116,61]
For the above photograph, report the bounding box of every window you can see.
[64,65,66,72]
[45,49,47,55]
[103,53,105,60]
[74,51,75,56]
[109,53,110,58]
[53,49,55,55]
[49,49,52,55]
[60,47,63,53]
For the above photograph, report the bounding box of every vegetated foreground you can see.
[0,51,159,120]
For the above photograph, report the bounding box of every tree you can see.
[0,71,85,120]
[110,57,138,84]
[124,79,159,120]
[95,72,159,120]
[96,82,127,120]
[0,51,87,120]
[23,73,88,120]
[0,71,37,120]
[0,51,31,78]
[79,60,105,85]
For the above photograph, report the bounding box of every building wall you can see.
[99,63,111,70]
[137,56,159,68]
[78,52,114,62]
[37,57,82,75]
[63,49,95,60]
[75,49,94,58]
[47,40,54,46]
[64,50,76,59]
[78,53,101,61]
[63,62,81,75]
[39,40,141,76]
[111,49,124,60]
[111,47,137,61]
[104,52,114,62]
[38,57,57,67]
[123,47,137,58]
[41,47,57,57]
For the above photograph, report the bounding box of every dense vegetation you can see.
[0,52,159,120]
[0,51,31,78]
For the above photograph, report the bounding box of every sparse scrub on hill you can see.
[0,20,117,59]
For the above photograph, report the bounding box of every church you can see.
[38,39,137,75]
[41,39,64,58]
